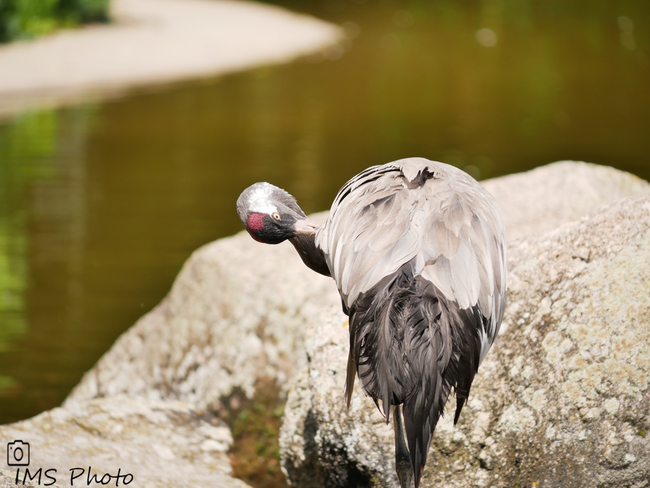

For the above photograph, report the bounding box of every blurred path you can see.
[0,0,341,117]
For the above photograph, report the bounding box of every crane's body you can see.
[237,157,507,488]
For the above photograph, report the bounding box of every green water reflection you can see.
[0,111,58,395]
[0,0,649,424]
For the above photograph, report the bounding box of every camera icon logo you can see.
[7,440,30,466]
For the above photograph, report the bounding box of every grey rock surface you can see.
[279,177,650,487]
[66,211,339,411]
[1,469,65,488]
[481,160,650,240]
[0,396,249,488]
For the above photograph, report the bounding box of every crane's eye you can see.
[272,212,281,220]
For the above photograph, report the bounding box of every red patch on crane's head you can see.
[246,213,266,234]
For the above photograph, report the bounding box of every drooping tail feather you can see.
[346,263,483,487]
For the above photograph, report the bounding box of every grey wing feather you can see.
[317,158,507,343]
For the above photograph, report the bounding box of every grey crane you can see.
[236,157,507,488]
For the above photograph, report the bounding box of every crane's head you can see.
[236,182,317,244]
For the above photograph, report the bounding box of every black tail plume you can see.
[347,263,483,487]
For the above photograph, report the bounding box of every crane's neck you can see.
[289,234,330,277]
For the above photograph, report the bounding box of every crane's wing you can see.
[317,158,506,337]
[316,157,507,485]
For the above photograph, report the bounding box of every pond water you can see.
[0,0,649,424]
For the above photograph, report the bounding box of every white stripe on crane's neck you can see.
[247,182,280,215]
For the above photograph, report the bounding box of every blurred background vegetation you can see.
[0,0,109,42]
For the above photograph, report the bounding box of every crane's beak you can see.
[294,218,318,236]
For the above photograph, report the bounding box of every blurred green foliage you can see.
[0,0,110,42]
